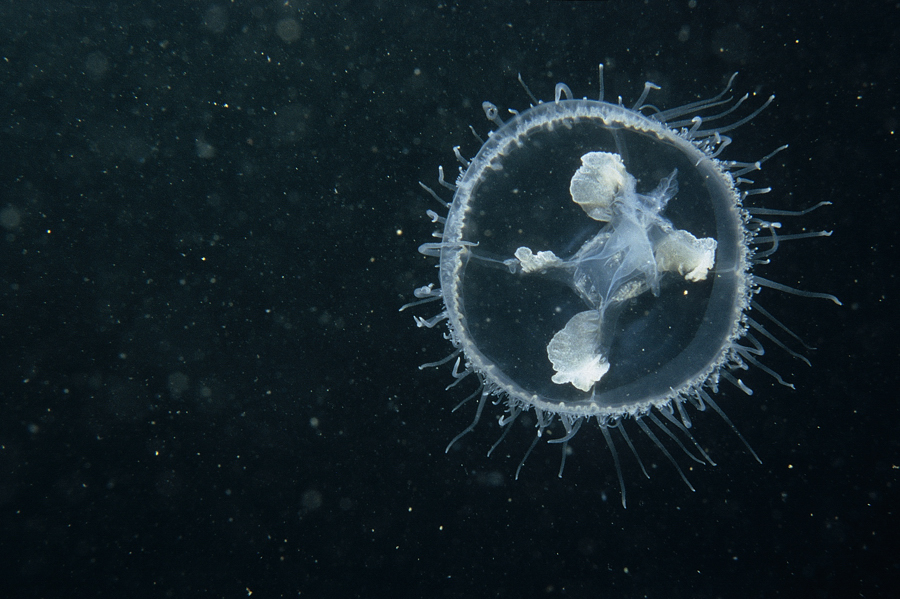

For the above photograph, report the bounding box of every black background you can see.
[0,1,897,597]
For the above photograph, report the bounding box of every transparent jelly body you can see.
[440,101,747,418]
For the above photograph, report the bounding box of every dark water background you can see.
[1,1,897,597]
